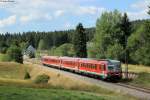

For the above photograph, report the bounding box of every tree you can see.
[73,23,87,58]
[106,43,124,60]
[120,13,131,63]
[7,45,23,64]
[55,43,75,57]
[128,21,150,65]
[0,42,8,54]
[120,13,131,48]
[38,39,46,50]
[93,10,123,59]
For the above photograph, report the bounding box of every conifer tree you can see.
[73,23,87,58]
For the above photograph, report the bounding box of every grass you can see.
[0,85,137,100]
[122,64,150,73]
[121,64,150,89]
[0,62,26,79]
[0,86,105,100]
[126,72,150,89]
[0,62,137,100]
[0,54,10,62]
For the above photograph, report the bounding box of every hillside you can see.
[0,62,137,100]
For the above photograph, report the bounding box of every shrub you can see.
[0,47,8,54]
[7,45,23,64]
[34,74,50,84]
[24,71,31,79]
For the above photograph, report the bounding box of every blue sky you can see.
[0,0,150,33]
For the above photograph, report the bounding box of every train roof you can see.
[60,56,80,61]
[42,56,59,59]
[79,58,120,63]
[42,56,120,63]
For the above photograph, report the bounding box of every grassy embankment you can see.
[0,54,10,62]
[0,62,137,100]
[122,64,150,89]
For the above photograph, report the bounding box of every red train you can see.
[42,56,122,80]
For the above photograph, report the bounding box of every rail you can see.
[116,83,150,94]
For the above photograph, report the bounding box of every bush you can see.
[34,74,50,84]
[7,45,23,64]
[24,71,31,79]
[0,47,8,54]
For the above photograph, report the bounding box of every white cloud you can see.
[76,6,105,15]
[20,15,33,23]
[127,10,149,20]
[129,0,150,20]
[3,0,105,24]
[0,15,16,28]
[54,10,65,17]
[131,0,149,10]
[20,13,52,24]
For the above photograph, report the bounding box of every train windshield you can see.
[107,60,121,72]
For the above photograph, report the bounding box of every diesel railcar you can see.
[42,56,122,80]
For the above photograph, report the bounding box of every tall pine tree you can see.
[120,13,131,63]
[73,23,87,58]
[120,13,131,49]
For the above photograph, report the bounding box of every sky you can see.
[0,0,150,33]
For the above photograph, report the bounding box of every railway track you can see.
[24,59,150,99]
[116,83,150,94]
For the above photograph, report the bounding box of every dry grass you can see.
[0,62,26,79]
[122,64,150,73]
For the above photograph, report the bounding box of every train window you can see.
[90,64,92,69]
[85,63,87,68]
[87,64,90,68]
[89,64,91,69]
[93,65,95,69]
[91,64,93,69]
[82,63,84,67]
[101,64,105,71]
[81,63,83,67]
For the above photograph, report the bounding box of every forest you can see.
[0,10,150,66]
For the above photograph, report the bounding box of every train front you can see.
[106,60,122,80]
